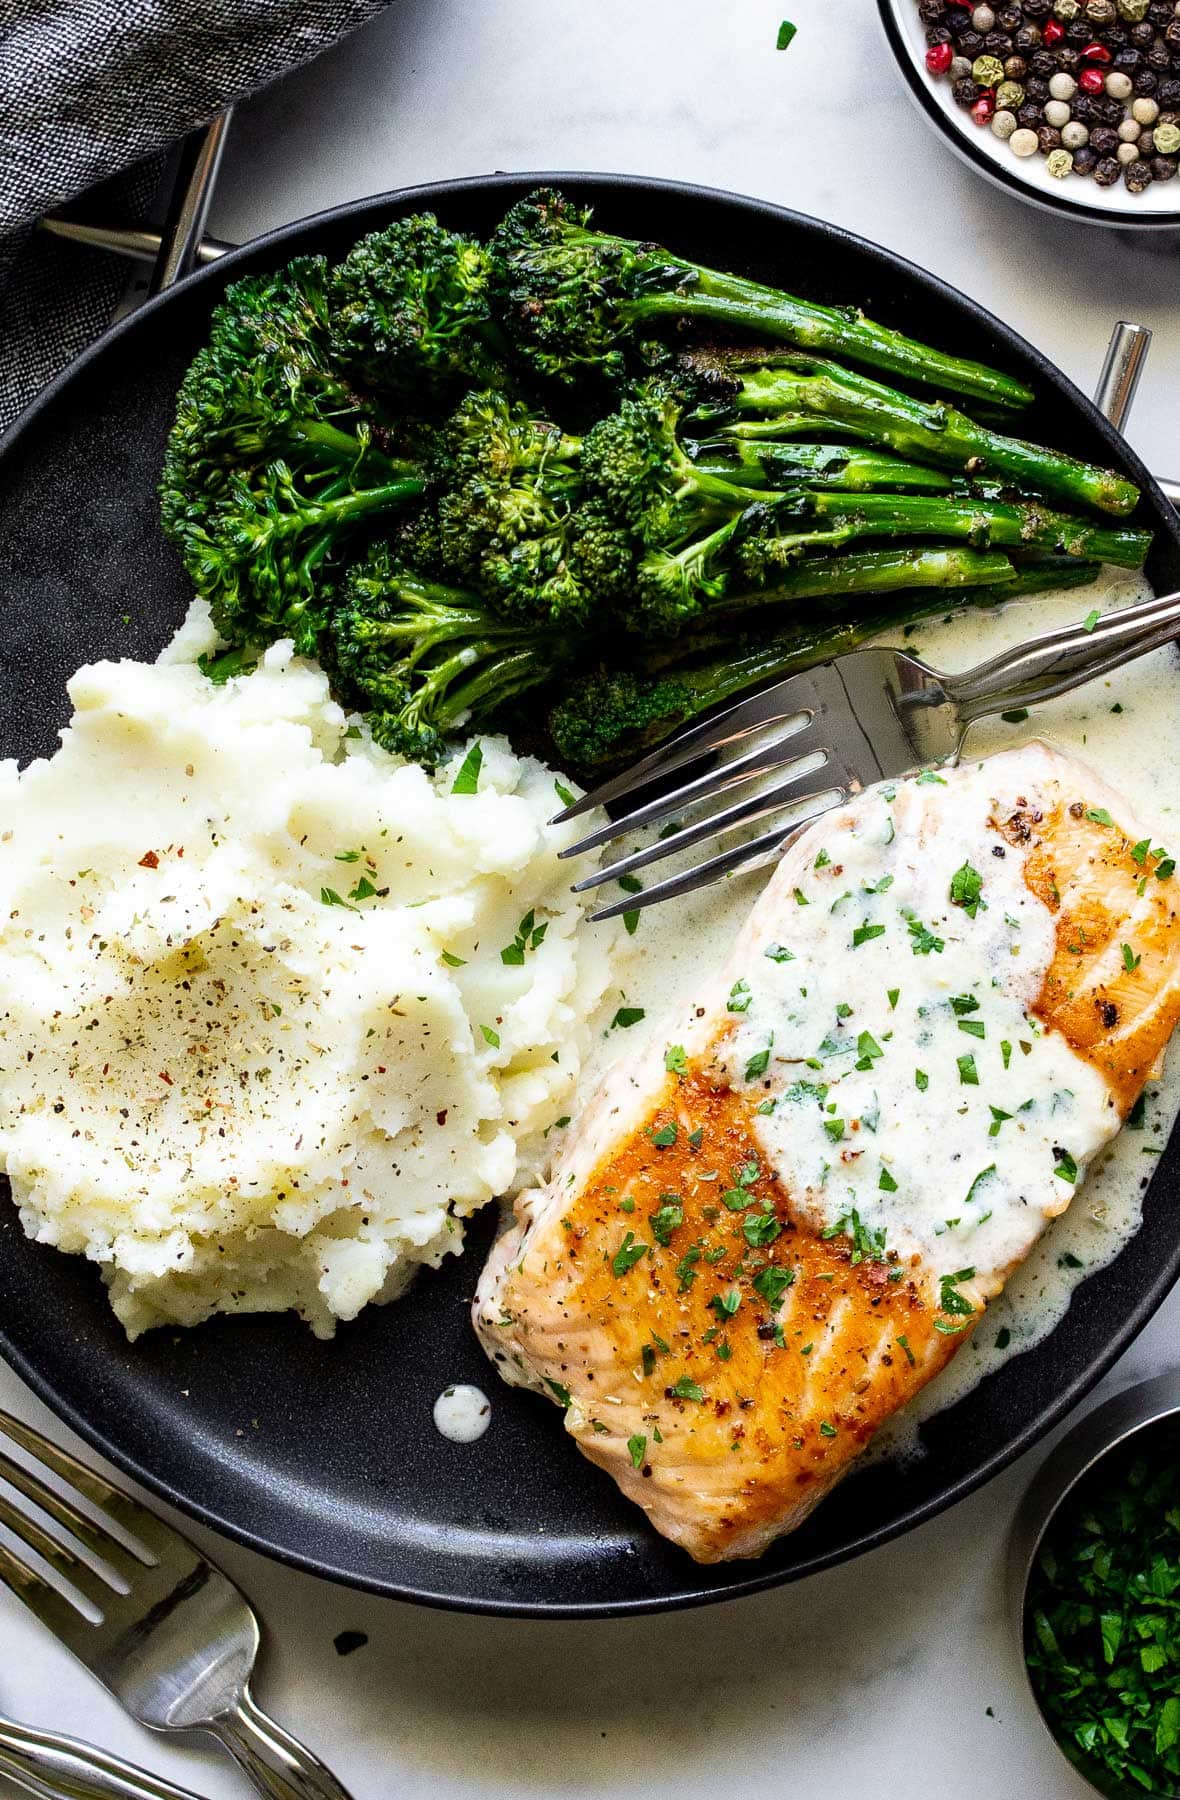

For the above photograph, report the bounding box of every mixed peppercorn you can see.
[918,0,1180,192]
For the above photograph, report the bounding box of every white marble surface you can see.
[5,3,1180,1797]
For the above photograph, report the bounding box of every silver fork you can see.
[557,586,1180,922]
[0,1410,355,1800]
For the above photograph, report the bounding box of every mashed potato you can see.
[0,636,618,1338]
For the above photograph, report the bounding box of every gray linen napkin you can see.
[0,0,393,432]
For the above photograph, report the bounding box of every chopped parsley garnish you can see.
[611,1007,645,1029]
[896,1334,916,1366]
[648,1121,677,1148]
[675,1244,701,1290]
[852,922,886,948]
[440,950,467,967]
[963,1165,996,1207]
[887,988,900,1010]
[855,1030,884,1070]
[915,1068,929,1092]
[753,1265,795,1308]
[320,886,358,913]
[743,1210,782,1248]
[727,978,753,1013]
[904,910,945,956]
[958,1018,986,1040]
[819,1420,838,1437]
[814,848,830,868]
[879,1166,899,1192]
[793,886,809,906]
[1132,837,1151,866]
[611,1232,648,1278]
[501,909,547,965]
[1001,1039,1013,1070]
[450,741,483,795]
[937,1267,976,1325]
[823,1116,846,1143]
[664,1043,687,1076]
[618,873,643,894]
[951,993,980,1015]
[785,1079,828,1106]
[545,1378,571,1407]
[745,1042,772,1082]
[949,861,985,919]
[649,1197,684,1246]
[480,1024,500,1048]
[1122,943,1141,973]
[627,1434,647,1470]
[764,943,795,962]
[1001,708,1029,724]
[1053,1148,1079,1184]
[776,17,797,49]
[822,1206,887,1265]
[988,1105,1013,1138]
[670,1376,705,1401]
[957,1053,979,1086]
[1082,608,1101,632]
[554,779,576,809]
[1086,807,1114,827]
[710,1288,741,1320]
[916,770,947,785]
[1158,856,1176,880]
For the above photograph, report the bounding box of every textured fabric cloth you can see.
[0,0,393,431]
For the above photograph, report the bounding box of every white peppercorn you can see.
[1009,125,1041,154]
[1049,71,1079,98]
[1132,96,1161,122]
[1045,147,1075,175]
[1105,71,1135,98]
[1117,139,1142,161]
[1062,119,1091,145]
[1118,115,1142,138]
[992,106,1020,136]
[950,56,973,79]
[972,3,996,26]
[1045,98,1072,124]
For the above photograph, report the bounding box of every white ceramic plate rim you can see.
[883,0,1180,222]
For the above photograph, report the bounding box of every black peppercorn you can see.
[918,0,945,18]
[1113,45,1142,66]
[1037,123,1063,150]
[1023,0,1051,14]
[997,4,1022,27]
[1159,78,1180,104]
[958,28,985,51]
[1131,19,1157,44]
[1090,123,1119,151]
[1072,92,1096,120]
[1100,93,1128,122]
[926,24,955,43]
[1147,0,1172,23]
[1072,144,1099,171]
[1139,127,1157,153]
[952,75,978,105]
[1026,72,1050,97]
[1017,99,1046,123]
[1148,41,1171,69]
[1029,46,1057,73]
[1057,45,1081,70]
[1124,157,1154,187]
[1013,23,1042,48]
[1093,153,1122,182]
[985,29,1014,52]
[1065,18,1092,40]
[1136,69,1160,95]
[1152,153,1178,177]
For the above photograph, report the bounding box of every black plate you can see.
[1,174,1178,1618]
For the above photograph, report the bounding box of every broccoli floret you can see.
[329,215,510,403]
[547,666,699,771]
[330,546,572,767]
[488,188,1033,410]
[429,389,632,624]
[172,461,426,654]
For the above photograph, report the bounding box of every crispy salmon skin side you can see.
[475,744,1180,1563]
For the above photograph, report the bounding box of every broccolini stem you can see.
[709,546,1018,616]
[623,274,1033,411]
[691,440,954,493]
[712,356,1139,518]
[747,491,1150,569]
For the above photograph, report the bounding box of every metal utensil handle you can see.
[209,1685,355,1800]
[945,590,1180,725]
[0,1720,202,1800]
[148,110,233,295]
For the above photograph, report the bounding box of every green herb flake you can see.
[949,861,986,920]
[1053,1148,1079,1183]
[480,1024,500,1048]
[649,1197,684,1246]
[745,1043,772,1083]
[853,922,886,948]
[879,1166,899,1193]
[1001,708,1030,724]
[1086,807,1114,826]
[648,1122,678,1148]
[764,943,795,963]
[957,1053,979,1086]
[887,988,900,1010]
[627,1434,647,1470]
[727,978,753,1013]
[896,1334,916,1367]
[776,17,797,48]
[670,1376,705,1402]
[1082,608,1101,632]
[664,1043,688,1076]
[915,1068,929,1092]
[611,1232,648,1279]
[905,911,945,956]
[611,1007,646,1030]
[440,950,467,967]
[753,1265,795,1308]
[450,741,483,795]
[1123,943,1142,973]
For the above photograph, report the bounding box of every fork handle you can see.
[208,1685,355,1800]
[0,1723,201,1800]
[941,588,1180,727]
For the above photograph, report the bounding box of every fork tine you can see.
[550,668,823,824]
[589,793,841,922]
[560,712,830,859]
[0,1483,118,1610]
[0,1411,171,1562]
[574,762,848,892]
[0,1536,95,1641]
[0,1437,150,1583]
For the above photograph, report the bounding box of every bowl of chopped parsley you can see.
[1012,1373,1180,1799]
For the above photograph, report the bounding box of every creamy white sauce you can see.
[433,1383,492,1442]
[569,567,1180,1437]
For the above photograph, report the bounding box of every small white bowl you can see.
[879,0,1180,228]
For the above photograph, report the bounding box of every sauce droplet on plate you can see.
[433,1383,491,1443]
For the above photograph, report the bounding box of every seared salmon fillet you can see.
[474,744,1180,1562]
